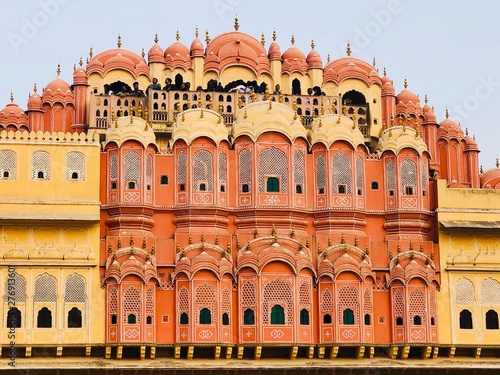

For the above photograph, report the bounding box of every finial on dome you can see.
[73,63,76,71]
[383,67,387,77]
[311,40,315,50]
[154,33,158,44]
[445,108,449,118]
[195,26,199,38]
[205,29,210,44]
[372,57,376,68]
[497,157,499,168]
[10,91,14,103]
[33,83,37,93]
[327,53,330,63]
[465,127,469,136]
[291,34,295,45]
[56,63,61,76]
[141,47,145,58]
[79,56,83,67]
[480,165,484,174]
[175,29,180,41]
[117,34,122,48]
[261,32,265,46]
[89,46,93,59]
[404,77,408,89]
[272,29,277,42]
[424,94,428,104]
[346,41,351,56]
[234,15,239,30]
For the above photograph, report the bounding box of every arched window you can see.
[364,314,371,325]
[266,177,279,192]
[146,316,153,325]
[160,175,168,185]
[68,307,82,328]
[396,317,404,326]
[486,310,499,329]
[292,78,301,95]
[33,150,50,180]
[300,309,309,325]
[244,309,255,325]
[296,185,303,194]
[127,314,136,324]
[343,309,355,325]
[180,312,189,325]
[7,307,21,328]
[270,305,285,324]
[37,307,52,328]
[242,184,249,193]
[111,315,117,324]
[323,314,332,324]
[413,315,422,325]
[459,309,473,329]
[222,313,229,326]
[199,308,212,324]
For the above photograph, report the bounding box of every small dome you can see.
[382,81,395,96]
[190,37,204,57]
[148,40,164,63]
[438,112,464,139]
[464,134,479,151]
[481,165,500,189]
[281,39,307,74]
[268,41,281,60]
[42,75,74,105]
[27,91,42,110]
[307,48,323,69]
[164,40,192,70]
[323,57,381,85]
[396,89,420,104]
[0,96,29,130]
[73,66,87,85]
[87,48,150,78]
[422,103,436,122]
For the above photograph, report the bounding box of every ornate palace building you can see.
[1,19,500,362]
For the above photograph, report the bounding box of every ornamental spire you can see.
[445,108,449,118]
[346,41,351,56]
[79,56,83,67]
[10,91,14,103]
[372,57,376,68]
[205,29,210,44]
[33,82,37,93]
[404,77,408,89]
[291,34,295,45]
[117,34,122,48]
[261,32,265,46]
[311,40,315,50]
[234,15,239,30]
[89,46,93,59]
[272,29,276,42]
[175,29,180,41]
[56,63,61,76]
[195,26,199,38]
[154,33,158,44]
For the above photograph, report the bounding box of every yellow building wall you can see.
[0,131,104,346]
[437,179,500,346]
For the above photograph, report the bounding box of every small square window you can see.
[220,184,225,192]
[338,185,346,194]
[405,186,414,195]
[318,187,325,195]
[389,190,395,196]
[371,181,379,190]
[128,181,136,189]
[179,184,185,191]
[160,175,168,185]
[111,181,117,190]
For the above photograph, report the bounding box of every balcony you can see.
[88,90,370,136]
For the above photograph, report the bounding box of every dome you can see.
[42,75,74,105]
[309,114,367,150]
[438,111,464,139]
[0,96,28,130]
[268,41,281,60]
[148,35,165,63]
[87,48,150,78]
[422,101,437,123]
[323,57,381,86]
[397,89,420,104]
[382,81,395,96]
[281,37,307,74]
[190,34,205,57]
[105,114,157,150]
[164,39,192,70]
[376,126,429,156]
[73,65,87,85]
[464,132,479,151]
[172,108,229,146]
[204,31,270,75]
[306,44,323,69]
[481,165,500,189]
[27,91,42,110]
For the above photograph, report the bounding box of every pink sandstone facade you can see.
[3,21,500,361]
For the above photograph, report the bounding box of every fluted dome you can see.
[148,37,165,63]
[190,35,205,57]
[464,131,479,151]
[323,57,382,85]
[164,38,192,70]
[307,47,323,69]
[438,113,464,139]
[481,165,500,189]
[42,75,74,105]
[0,97,28,130]
[87,48,150,78]
[422,102,437,122]
[27,91,42,110]
[397,88,420,104]
[281,39,307,74]
[268,40,281,61]
[73,65,87,85]
[204,31,270,75]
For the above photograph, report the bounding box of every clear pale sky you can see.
[1,0,499,169]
